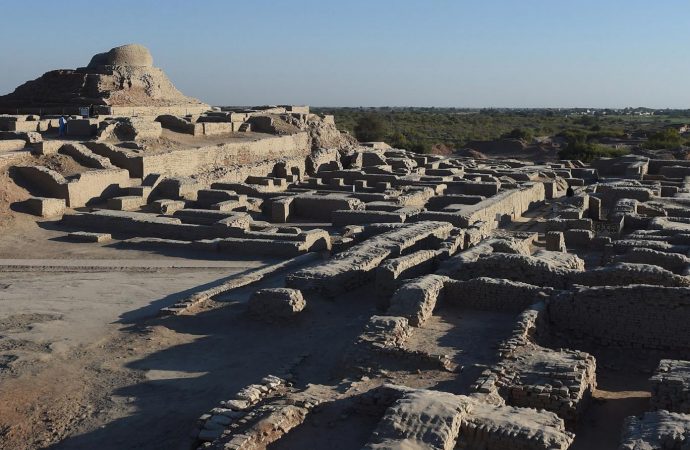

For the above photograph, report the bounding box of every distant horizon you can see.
[233,105,690,110]
[2,0,689,109]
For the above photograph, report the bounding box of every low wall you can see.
[65,169,131,207]
[548,285,690,352]
[107,105,209,116]
[444,277,552,312]
[14,165,67,198]
[84,142,142,176]
[138,132,311,178]
[60,143,114,169]
[649,159,690,175]
[571,263,690,287]
[14,165,129,206]
[457,182,546,228]
[441,252,583,289]
[595,184,655,208]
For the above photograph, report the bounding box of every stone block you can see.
[107,195,146,211]
[31,140,63,155]
[248,288,306,321]
[24,196,66,218]
[67,231,112,243]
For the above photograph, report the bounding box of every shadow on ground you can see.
[48,280,376,450]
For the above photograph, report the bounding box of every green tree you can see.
[501,128,533,141]
[645,128,682,149]
[353,113,388,142]
[388,131,409,149]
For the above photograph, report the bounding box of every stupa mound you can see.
[0,44,208,115]
[87,44,154,68]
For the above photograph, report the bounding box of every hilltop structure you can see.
[0,44,209,115]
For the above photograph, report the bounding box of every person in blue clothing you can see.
[58,116,66,137]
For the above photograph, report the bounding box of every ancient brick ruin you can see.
[1,45,690,450]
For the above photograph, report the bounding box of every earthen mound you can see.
[0,44,208,111]
[87,44,154,68]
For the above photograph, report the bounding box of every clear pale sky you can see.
[1,0,688,108]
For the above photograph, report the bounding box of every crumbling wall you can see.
[386,274,446,326]
[139,132,311,177]
[16,148,128,208]
[363,386,574,450]
[440,252,584,289]
[473,303,597,423]
[444,277,552,312]
[375,250,441,301]
[650,359,690,413]
[286,221,452,297]
[458,182,546,227]
[619,410,690,450]
[548,285,690,352]
[84,142,143,176]
[14,165,68,198]
[571,263,690,287]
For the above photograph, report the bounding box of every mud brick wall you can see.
[60,143,114,169]
[286,221,452,297]
[548,285,690,351]
[659,165,690,179]
[444,277,552,312]
[84,142,143,177]
[460,402,574,450]
[650,359,690,413]
[570,263,690,288]
[293,194,364,221]
[14,165,68,199]
[648,159,690,175]
[62,209,247,240]
[473,302,597,423]
[138,132,311,177]
[386,274,446,326]
[544,218,593,232]
[210,155,307,187]
[595,184,655,208]
[619,410,690,450]
[445,253,581,289]
[65,169,131,207]
[375,250,440,301]
[333,209,406,226]
[459,182,546,228]
[617,248,690,274]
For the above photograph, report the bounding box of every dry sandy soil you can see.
[0,211,292,449]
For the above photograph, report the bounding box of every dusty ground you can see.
[0,279,376,450]
[0,214,289,450]
[0,161,31,230]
